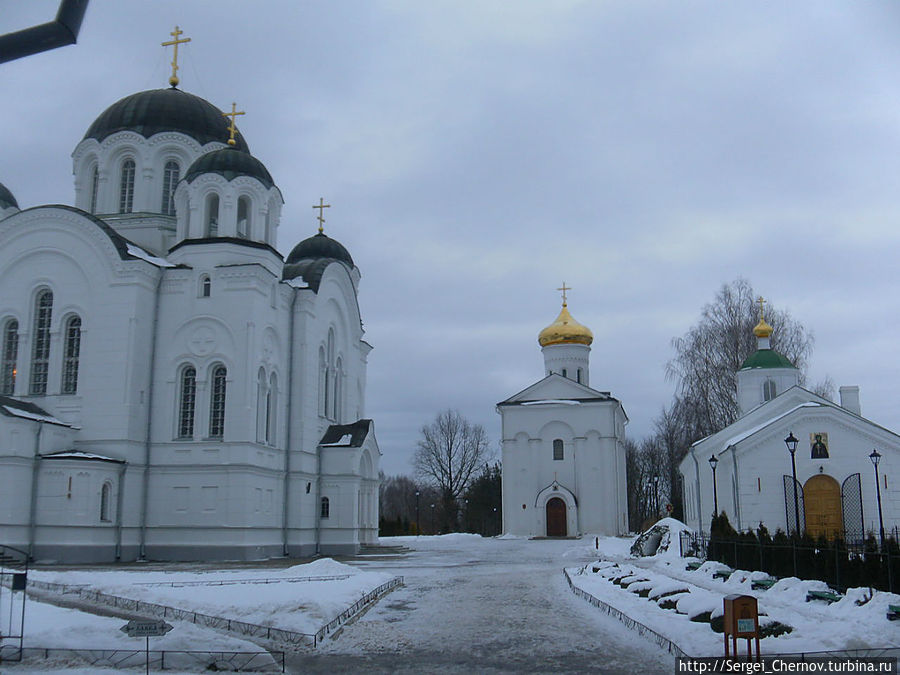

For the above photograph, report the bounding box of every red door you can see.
[546,497,567,537]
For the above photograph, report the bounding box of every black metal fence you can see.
[680,528,899,594]
[0,645,284,671]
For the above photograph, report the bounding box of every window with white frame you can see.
[1,319,18,395]
[199,274,211,298]
[237,196,251,238]
[763,379,777,402]
[178,365,196,438]
[119,159,135,213]
[552,438,564,461]
[320,496,330,519]
[208,365,227,438]
[89,165,99,214]
[29,290,53,395]
[61,315,81,394]
[161,160,179,215]
[205,193,219,237]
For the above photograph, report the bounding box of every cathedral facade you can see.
[498,293,628,537]
[0,48,380,562]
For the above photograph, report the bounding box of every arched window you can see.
[89,165,99,214]
[209,365,227,438]
[333,358,342,422]
[561,368,568,379]
[100,482,112,522]
[264,209,271,243]
[553,439,564,461]
[30,290,53,395]
[325,330,335,421]
[1,319,18,395]
[119,158,135,213]
[205,193,219,237]
[61,315,82,394]
[320,496,330,519]
[200,274,211,298]
[266,373,277,445]
[256,367,267,443]
[161,160,180,215]
[763,379,777,402]
[237,196,251,238]
[178,366,196,438]
[318,347,327,417]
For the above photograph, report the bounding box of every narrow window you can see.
[161,160,180,215]
[763,379,777,402]
[178,366,196,438]
[266,373,277,445]
[200,275,211,297]
[553,439,564,461]
[119,159,135,213]
[100,482,112,522]
[318,347,326,416]
[30,290,53,395]
[256,368,267,443]
[205,193,219,237]
[237,196,250,238]
[89,165,99,214]
[264,209,271,243]
[61,315,82,394]
[576,368,582,384]
[332,358,342,422]
[321,496,330,519]
[209,365,227,438]
[1,319,18,395]
[561,368,568,379]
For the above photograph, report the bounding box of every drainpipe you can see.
[139,271,164,560]
[729,445,742,531]
[27,420,44,561]
[689,446,703,535]
[114,461,127,560]
[281,290,298,556]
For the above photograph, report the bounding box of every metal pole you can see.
[875,462,886,551]
[145,636,149,675]
[712,465,718,517]
[790,452,801,537]
[415,492,419,537]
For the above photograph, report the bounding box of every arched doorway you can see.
[546,497,567,537]
[804,474,842,539]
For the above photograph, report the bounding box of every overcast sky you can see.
[4,1,900,476]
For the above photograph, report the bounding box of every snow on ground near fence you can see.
[29,558,396,636]
[569,536,900,656]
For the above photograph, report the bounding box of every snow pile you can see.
[629,517,693,559]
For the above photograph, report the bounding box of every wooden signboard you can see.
[723,594,760,660]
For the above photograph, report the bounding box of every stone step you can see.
[358,543,412,555]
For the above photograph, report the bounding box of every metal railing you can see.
[315,577,404,643]
[133,574,351,587]
[0,644,284,671]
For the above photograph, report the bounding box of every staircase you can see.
[358,542,412,556]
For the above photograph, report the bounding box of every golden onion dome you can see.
[753,317,773,338]
[538,303,594,347]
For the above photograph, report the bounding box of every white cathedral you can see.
[498,292,628,538]
[0,37,380,562]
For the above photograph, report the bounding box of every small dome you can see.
[538,303,593,347]
[184,148,274,189]
[753,317,773,338]
[285,232,354,267]
[0,181,18,210]
[84,88,250,152]
[740,349,796,370]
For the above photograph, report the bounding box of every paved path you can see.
[288,536,675,674]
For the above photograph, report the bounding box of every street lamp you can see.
[708,454,719,518]
[430,503,435,535]
[785,432,801,536]
[870,449,886,551]
[415,491,420,537]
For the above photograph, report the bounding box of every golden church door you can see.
[546,498,567,537]
[804,475,842,539]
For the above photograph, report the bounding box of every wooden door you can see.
[804,475,842,539]
[546,497,567,537]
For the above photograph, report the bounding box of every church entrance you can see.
[804,475,842,539]
[546,498,567,537]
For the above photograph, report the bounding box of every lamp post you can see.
[870,449,886,551]
[785,432,801,536]
[415,491,420,537]
[653,475,660,516]
[708,454,719,518]
[430,503,435,535]
[493,507,498,536]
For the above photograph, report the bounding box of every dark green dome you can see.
[740,349,797,370]
[184,148,274,189]
[286,232,353,267]
[84,88,250,152]
[0,182,17,210]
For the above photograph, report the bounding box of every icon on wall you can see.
[810,432,829,459]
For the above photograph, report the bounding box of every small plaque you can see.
[737,618,755,633]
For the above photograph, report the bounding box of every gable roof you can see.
[319,419,373,448]
[497,373,618,407]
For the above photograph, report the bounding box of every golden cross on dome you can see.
[557,282,571,306]
[223,103,245,146]
[312,197,331,233]
[161,26,191,88]
[757,296,766,321]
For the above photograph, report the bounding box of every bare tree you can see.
[413,409,491,532]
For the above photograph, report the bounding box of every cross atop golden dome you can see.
[538,283,594,347]
[753,296,773,338]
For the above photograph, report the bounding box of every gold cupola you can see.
[538,290,593,347]
[752,296,773,338]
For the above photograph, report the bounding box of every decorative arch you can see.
[359,449,374,479]
[535,481,577,537]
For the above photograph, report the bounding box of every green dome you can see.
[740,349,796,370]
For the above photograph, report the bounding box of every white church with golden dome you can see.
[497,288,628,537]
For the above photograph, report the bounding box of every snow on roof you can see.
[521,399,581,406]
[320,433,353,447]
[1,405,69,426]
[285,277,310,289]
[41,450,125,463]
[717,401,823,453]
[126,244,175,267]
